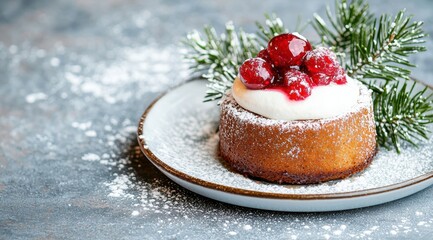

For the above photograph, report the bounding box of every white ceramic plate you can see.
[137,80,433,212]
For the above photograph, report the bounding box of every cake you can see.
[218,33,377,184]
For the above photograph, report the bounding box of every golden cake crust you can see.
[219,82,377,184]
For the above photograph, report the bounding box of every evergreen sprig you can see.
[312,0,374,54]
[183,22,262,102]
[182,1,432,152]
[255,13,287,44]
[373,82,433,153]
[347,10,427,84]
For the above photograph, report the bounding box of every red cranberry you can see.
[282,69,312,100]
[274,66,298,84]
[239,58,275,89]
[303,47,339,76]
[257,49,272,63]
[310,72,332,86]
[267,33,312,67]
[333,67,347,85]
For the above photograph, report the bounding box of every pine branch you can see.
[255,13,287,44]
[183,22,261,102]
[347,10,427,84]
[312,0,374,54]
[373,81,433,153]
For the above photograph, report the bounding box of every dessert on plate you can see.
[219,33,377,184]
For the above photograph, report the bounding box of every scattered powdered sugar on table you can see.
[6,42,188,107]
[81,153,101,161]
[105,174,134,198]
[72,121,92,130]
[85,130,97,137]
[25,92,47,103]
[64,45,188,104]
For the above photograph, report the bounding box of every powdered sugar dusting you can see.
[105,174,134,198]
[292,32,308,42]
[81,153,101,161]
[304,46,337,62]
[25,92,47,103]
[64,46,188,104]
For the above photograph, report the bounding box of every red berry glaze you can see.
[268,33,312,67]
[257,49,272,63]
[303,47,339,76]
[239,58,275,89]
[281,69,312,100]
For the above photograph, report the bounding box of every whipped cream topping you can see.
[231,76,360,121]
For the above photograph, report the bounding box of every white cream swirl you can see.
[231,76,360,121]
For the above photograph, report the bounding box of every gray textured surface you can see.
[1,0,433,239]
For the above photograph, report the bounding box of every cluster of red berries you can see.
[239,33,347,100]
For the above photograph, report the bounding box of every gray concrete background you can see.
[1,0,433,239]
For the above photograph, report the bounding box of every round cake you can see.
[219,79,376,184]
[218,33,377,184]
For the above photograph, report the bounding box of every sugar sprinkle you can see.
[25,92,47,103]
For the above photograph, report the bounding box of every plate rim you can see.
[137,79,433,200]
